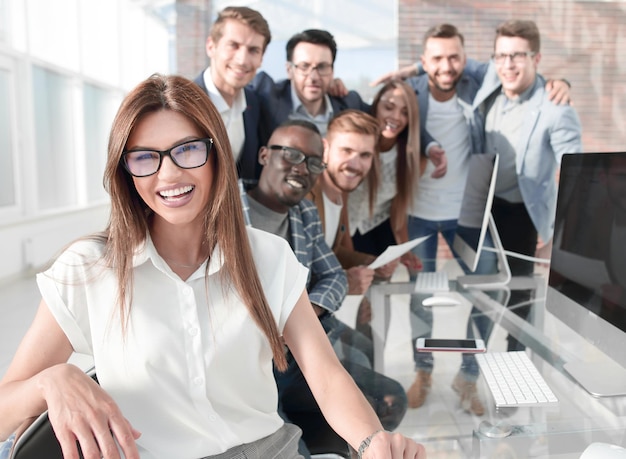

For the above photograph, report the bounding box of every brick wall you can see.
[398,0,626,153]
[399,0,626,260]
[175,0,212,80]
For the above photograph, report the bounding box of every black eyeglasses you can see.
[289,62,333,76]
[268,145,327,174]
[121,138,213,177]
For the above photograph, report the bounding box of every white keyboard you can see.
[414,271,450,293]
[476,351,558,407]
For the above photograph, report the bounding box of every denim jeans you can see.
[407,216,499,382]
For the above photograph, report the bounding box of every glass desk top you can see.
[334,264,626,459]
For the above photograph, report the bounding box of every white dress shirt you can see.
[37,228,308,459]
[203,68,246,161]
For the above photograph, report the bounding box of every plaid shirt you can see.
[287,199,347,313]
[241,185,347,313]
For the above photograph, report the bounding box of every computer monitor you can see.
[547,152,626,397]
[452,153,511,289]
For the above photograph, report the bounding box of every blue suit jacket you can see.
[249,71,370,140]
[468,60,583,242]
[193,72,263,186]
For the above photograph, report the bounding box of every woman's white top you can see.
[348,145,398,235]
[36,227,309,459]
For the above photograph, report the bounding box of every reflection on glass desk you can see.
[343,265,626,458]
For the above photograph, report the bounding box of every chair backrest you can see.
[9,412,66,459]
[286,409,351,458]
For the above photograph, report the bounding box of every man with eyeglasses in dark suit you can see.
[250,29,369,140]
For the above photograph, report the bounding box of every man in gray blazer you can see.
[473,19,582,350]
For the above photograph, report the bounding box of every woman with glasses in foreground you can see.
[0,74,425,459]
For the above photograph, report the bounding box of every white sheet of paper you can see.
[367,235,431,270]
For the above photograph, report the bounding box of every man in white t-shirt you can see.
[398,24,493,416]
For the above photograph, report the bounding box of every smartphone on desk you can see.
[416,338,486,353]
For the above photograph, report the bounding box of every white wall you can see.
[0,205,110,280]
[0,0,171,282]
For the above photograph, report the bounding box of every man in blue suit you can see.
[250,29,370,140]
[193,6,270,187]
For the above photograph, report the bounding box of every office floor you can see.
[0,260,512,458]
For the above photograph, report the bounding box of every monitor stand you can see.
[457,215,512,290]
[564,358,626,397]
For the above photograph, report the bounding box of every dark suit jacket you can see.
[250,71,370,140]
[193,72,264,187]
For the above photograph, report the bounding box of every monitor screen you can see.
[453,153,499,272]
[547,152,626,395]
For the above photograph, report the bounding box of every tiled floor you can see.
[0,260,510,458]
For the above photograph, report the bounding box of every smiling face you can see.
[206,19,265,101]
[127,109,213,229]
[256,124,324,213]
[323,130,376,194]
[421,35,466,101]
[287,42,334,108]
[375,86,409,142]
[494,36,541,99]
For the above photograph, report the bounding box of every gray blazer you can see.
[471,61,583,242]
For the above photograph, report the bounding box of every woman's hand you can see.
[361,430,427,458]
[400,251,422,274]
[38,364,141,459]
[374,259,400,281]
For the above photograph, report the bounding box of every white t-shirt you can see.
[410,93,470,220]
[348,146,397,235]
[37,228,308,459]
[322,192,343,247]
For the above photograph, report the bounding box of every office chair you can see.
[9,411,67,459]
[287,410,352,459]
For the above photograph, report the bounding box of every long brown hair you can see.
[370,80,421,234]
[102,73,287,370]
